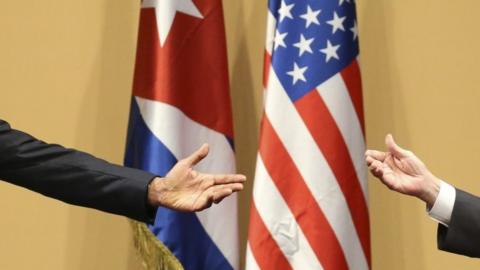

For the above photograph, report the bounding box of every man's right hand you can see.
[365,134,441,207]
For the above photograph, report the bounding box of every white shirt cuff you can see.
[428,180,456,227]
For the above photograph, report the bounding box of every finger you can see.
[204,183,243,204]
[369,160,399,190]
[365,155,375,166]
[220,183,244,192]
[368,160,385,178]
[205,173,247,185]
[196,191,215,211]
[199,194,214,211]
[385,134,411,158]
[184,144,209,166]
[365,149,387,162]
[212,183,244,203]
[367,157,380,170]
[213,188,233,204]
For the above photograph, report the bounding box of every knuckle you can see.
[208,179,215,186]
[202,179,215,188]
[178,159,188,166]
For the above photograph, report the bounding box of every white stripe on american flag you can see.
[316,74,368,199]
[265,10,276,55]
[245,243,261,270]
[263,10,276,96]
[263,68,369,270]
[253,155,325,270]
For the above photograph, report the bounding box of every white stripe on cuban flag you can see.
[135,96,239,269]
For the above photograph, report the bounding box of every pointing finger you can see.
[209,173,247,185]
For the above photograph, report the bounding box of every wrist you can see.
[147,177,169,207]
[419,174,441,208]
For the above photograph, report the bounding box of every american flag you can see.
[246,0,370,269]
[124,0,238,269]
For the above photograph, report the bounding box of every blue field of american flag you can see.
[246,0,370,269]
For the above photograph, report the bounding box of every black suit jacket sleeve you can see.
[0,120,156,223]
[437,188,480,258]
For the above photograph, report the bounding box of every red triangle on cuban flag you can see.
[133,0,234,138]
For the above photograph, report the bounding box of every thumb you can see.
[184,143,209,166]
[385,134,411,158]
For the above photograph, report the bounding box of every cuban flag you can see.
[246,0,370,269]
[124,0,238,269]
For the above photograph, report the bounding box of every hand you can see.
[147,144,246,212]
[365,134,441,207]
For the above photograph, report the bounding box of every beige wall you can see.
[1,0,479,269]
[358,1,480,269]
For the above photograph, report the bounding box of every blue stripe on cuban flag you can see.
[125,97,238,270]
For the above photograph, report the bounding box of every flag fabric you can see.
[124,0,238,269]
[246,0,370,269]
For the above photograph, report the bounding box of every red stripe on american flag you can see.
[248,202,292,270]
[295,90,371,266]
[340,60,365,135]
[259,116,349,270]
[263,52,271,89]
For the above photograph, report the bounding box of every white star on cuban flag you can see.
[142,0,203,46]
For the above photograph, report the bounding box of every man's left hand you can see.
[147,144,246,211]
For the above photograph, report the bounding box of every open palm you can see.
[149,144,246,212]
[365,134,440,205]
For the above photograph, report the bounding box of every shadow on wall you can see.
[223,0,267,268]
[358,0,425,269]
[64,0,142,269]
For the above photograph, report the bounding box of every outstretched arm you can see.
[366,134,480,257]
[0,120,245,222]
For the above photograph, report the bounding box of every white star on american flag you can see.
[287,62,308,84]
[273,30,288,50]
[350,20,359,40]
[278,0,295,22]
[293,34,314,56]
[326,11,346,34]
[320,40,341,62]
[299,6,321,28]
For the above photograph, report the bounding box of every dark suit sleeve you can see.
[437,188,480,257]
[0,120,156,223]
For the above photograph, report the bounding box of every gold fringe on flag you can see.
[130,221,184,270]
